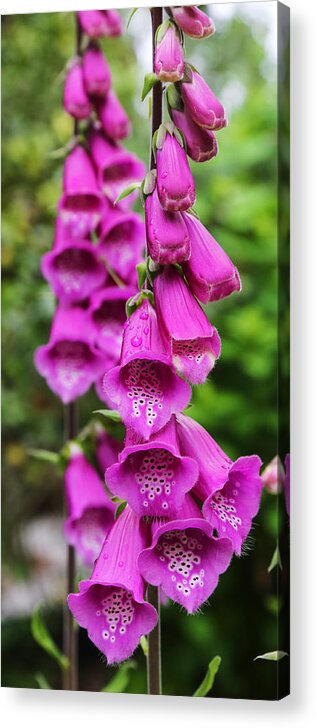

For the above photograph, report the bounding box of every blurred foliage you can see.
[2,6,289,699]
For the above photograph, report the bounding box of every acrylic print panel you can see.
[1,2,289,700]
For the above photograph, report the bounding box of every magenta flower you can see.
[95,428,122,474]
[145,186,190,264]
[156,130,195,212]
[103,299,191,440]
[63,60,92,120]
[58,145,103,238]
[154,22,184,82]
[181,71,227,130]
[154,265,221,384]
[176,414,262,555]
[171,6,215,39]
[171,107,218,163]
[88,129,145,207]
[98,207,145,284]
[77,10,122,38]
[34,306,105,404]
[68,506,158,664]
[138,493,232,614]
[41,237,107,305]
[106,417,198,517]
[82,44,111,97]
[96,91,131,141]
[181,213,241,303]
[261,455,285,495]
[88,285,136,365]
[64,445,115,566]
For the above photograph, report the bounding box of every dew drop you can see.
[131,335,142,347]
[140,311,149,320]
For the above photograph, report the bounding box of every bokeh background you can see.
[2,3,289,698]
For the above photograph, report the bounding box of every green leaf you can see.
[35,672,51,690]
[166,83,183,111]
[136,262,147,290]
[142,169,156,196]
[193,656,221,697]
[268,543,282,573]
[148,96,152,120]
[115,501,127,520]
[140,635,148,657]
[31,605,69,671]
[254,650,288,661]
[28,448,59,464]
[93,409,122,422]
[114,182,141,205]
[102,660,137,693]
[126,7,139,30]
[141,72,159,102]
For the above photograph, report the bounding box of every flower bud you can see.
[171,106,218,163]
[181,70,227,130]
[88,129,145,207]
[77,10,121,38]
[145,186,190,264]
[156,130,195,212]
[63,61,92,120]
[154,22,184,82]
[261,455,285,495]
[96,91,131,141]
[58,145,103,237]
[82,44,111,97]
[171,6,215,39]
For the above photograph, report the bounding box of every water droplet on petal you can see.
[131,335,142,347]
[118,560,124,567]
[140,311,149,320]
[143,327,149,335]
[103,553,109,560]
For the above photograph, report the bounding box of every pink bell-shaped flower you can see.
[171,6,215,39]
[138,493,232,614]
[156,130,195,212]
[58,145,103,238]
[77,10,122,38]
[182,213,241,303]
[106,416,198,517]
[95,427,122,474]
[96,91,131,141]
[181,70,227,130]
[145,186,190,264]
[154,265,221,384]
[88,129,145,207]
[171,107,218,163]
[97,206,145,283]
[82,43,111,97]
[34,305,105,404]
[154,22,184,83]
[88,285,137,366]
[176,414,263,556]
[68,506,158,664]
[63,60,92,120]
[261,455,285,495]
[103,299,191,440]
[64,444,115,566]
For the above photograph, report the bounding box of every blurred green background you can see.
[2,4,289,698]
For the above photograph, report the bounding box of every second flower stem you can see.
[146,6,163,697]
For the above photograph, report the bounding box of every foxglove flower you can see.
[171,107,218,163]
[171,6,215,39]
[64,445,115,566]
[34,306,105,404]
[58,145,103,238]
[98,206,145,283]
[176,414,262,555]
[154,265,221,384]
[103,299,191,440]
[145,186,190,264]
[63,61,92,120]
[106,417,198,517]
[96,91,131,140]
[77,10,122,38]
[182,214,241,303]
[41,237,107,305]
[156,130,195,212]
[138,493,232,614]
[95,428,122,474]
[154,22,184,82]
[181,70,227,130]
[82,44,111,97]
[68,506,158,664]
[88,285,136,365]
[261,455,285,495]
[88,130,145,207]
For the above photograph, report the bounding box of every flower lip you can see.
[41,241,107,304]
